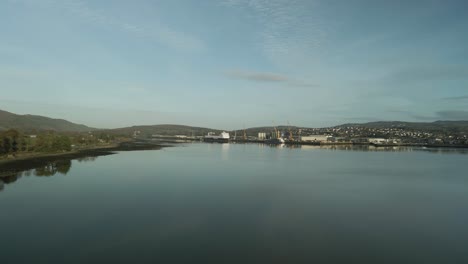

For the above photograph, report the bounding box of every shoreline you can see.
[0,140,169,177]
[230,139,468,149]
[0,143,119,165]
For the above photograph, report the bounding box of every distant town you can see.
[2,108,468,162]
[150,121,468,147]
[286,124,468,146]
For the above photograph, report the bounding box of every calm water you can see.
[1,143,468,263]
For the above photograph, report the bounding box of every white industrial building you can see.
[258,132,267,140]
[300,135,330,142]
[368,138,402,144]
[369,138,387,144]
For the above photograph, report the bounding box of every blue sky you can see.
[1,0,468,129]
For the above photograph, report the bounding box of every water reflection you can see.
[2,144,467,193]
[0,157,95,192]
[221,143,230,160]
[258,143,286,149]
[279,144,468,154]
[35,160,72,176]
[226,142,468,154]
[76,156,98,163]
[1,143,467,263]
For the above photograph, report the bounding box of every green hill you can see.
[0,109,95,133]
[2,108,468,136]
[106,124,222,137]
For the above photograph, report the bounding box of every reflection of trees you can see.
[76,156,97,162]
[0,154,102,192]
[0,160,72,192]
[0,171,23,191]
[34,163,57,176]
[33,160,72,177]
[0,171,23,192]
[56,160,72,175]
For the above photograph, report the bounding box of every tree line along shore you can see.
[0,130,166,187]
[0,129,127,162]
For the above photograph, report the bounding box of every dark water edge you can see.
[2,143,466,193]
[2,142,467,179]
[0,140,169,190]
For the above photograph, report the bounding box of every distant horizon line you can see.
[2,108,468,132]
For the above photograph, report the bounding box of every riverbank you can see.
[0,140,169,176]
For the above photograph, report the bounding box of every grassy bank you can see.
[0,144,115,164]
[0,140,168,176]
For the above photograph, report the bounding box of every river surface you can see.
[1,143,467,263]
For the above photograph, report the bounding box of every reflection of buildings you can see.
[221,143,230,160]
[290,144,468,154]
[297,145,322,150]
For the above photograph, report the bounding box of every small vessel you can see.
[264,137,285,144]
[204,131,230,143]
[264,125,284,144]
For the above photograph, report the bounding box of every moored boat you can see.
[204,132,230,143]
[264,137,285,144]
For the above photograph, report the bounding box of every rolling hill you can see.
[2,108,468,136]
[0,109,95,133]
[106,124,222,137]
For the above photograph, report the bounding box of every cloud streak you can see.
[387,109,468,121]
[226,70,318,88]
[10,0,204,52]
[383,65,468,85]
[223,0,325,67]
[226,70,288,82]
[442,95,468,101]
[436,110,468,120]
[386,110,436,121]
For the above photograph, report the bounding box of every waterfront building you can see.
[300,135,330,142]
[258,133,266,140]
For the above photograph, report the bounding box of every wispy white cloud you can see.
[387,110,436,121]
[436,110,468,120]
[442,95,468,101]
[223,0,326,67]
[383,65,468,85]
[225,69,318,88]
[226,70,288,82]
[0,65,48,79]
[9,0,205,52]
[386,109,468,121]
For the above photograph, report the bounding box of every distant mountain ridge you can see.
[2,108,468,135]
[0,109,95,132]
